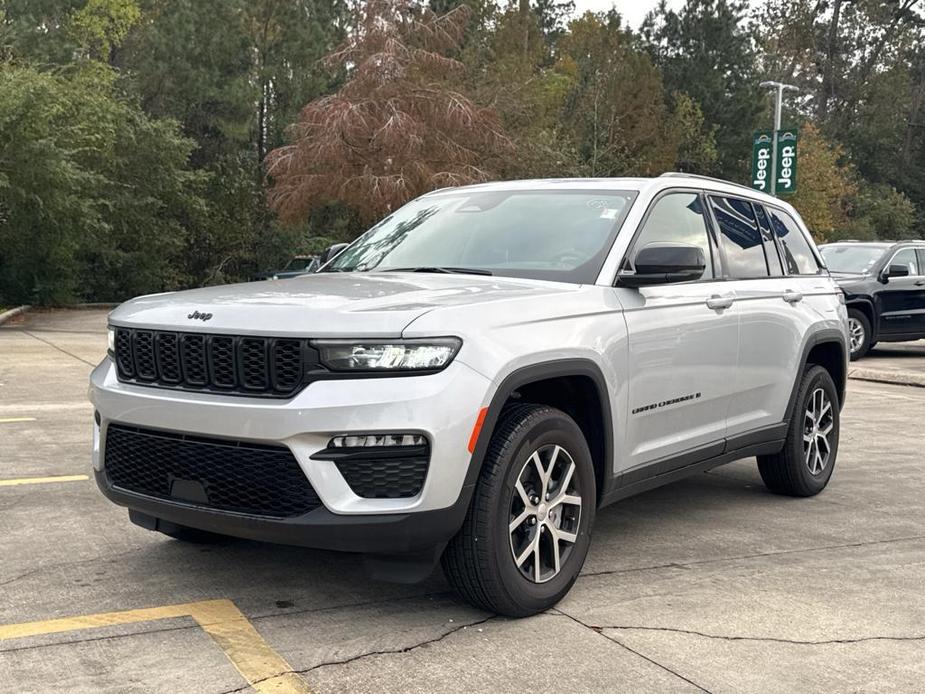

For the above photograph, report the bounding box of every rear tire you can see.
[442,404,596,617]
[757,366,839,497]
[847,308,872,360]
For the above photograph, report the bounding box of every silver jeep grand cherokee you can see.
[91,174,848,616]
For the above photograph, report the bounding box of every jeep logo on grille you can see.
[187,310,213,321]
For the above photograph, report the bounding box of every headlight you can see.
[313,338,461,372]
[107,327,115,356]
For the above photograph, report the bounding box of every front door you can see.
[616,191,739,481]
[878,248,925,337]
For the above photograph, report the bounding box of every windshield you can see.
[820,245,886,274]
[323,189,637,284]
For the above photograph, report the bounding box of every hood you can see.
[109,272,577,337]
[832,272,874,297]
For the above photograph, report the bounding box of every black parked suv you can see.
[820,241,925,359]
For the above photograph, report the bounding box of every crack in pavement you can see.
[18,329,96,367]
[553,608,712,693]
[0,546,147,589]
[582,624,925,646]
[215,615,498,694]
[3,328,109,337]
[578,533,925,580]
[0,621,198,656]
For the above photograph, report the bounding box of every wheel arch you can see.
[466,360,615,505]
[784,329,848,422]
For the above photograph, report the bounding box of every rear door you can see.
[710,194,813,437]
[878,247,925,337]
[617,190,738,479]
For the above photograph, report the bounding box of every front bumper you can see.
[94,470,469,553]
[89,358,492,550]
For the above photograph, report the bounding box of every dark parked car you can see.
[820,240,925,359]
[252,255,320,281]
[252,244,349,282]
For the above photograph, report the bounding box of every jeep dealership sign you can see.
[751,128,798,196]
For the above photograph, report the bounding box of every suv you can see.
[91,174,848,617]
[819,241,925,359]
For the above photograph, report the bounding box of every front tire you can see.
[847,308,872,360]
[757,365,839,497]
[442,404,596,617]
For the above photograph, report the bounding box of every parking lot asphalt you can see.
[1,309,924,693]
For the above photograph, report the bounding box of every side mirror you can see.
[883,263,910,280]
[618,242,706,288]
[319,242,349,265]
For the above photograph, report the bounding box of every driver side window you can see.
[630,193,715,279]
[891,249,919,276]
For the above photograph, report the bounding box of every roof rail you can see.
[659,172,760,195]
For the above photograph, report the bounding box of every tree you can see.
[642,0,764,179]
[847,185,919,240]
[754,0,925,208]
[558,12,716,177]
[0,63,204,304]
[266,0,511,224]
[786,122,855,242]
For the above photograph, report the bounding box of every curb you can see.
[65,303,120,310]
[848,368,925,389]
[0,305,30,326]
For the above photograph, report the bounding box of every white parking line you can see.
[0,475,90,487]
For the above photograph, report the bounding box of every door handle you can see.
[706,294,734,310]
[783,290,803,304]
[915,280,925,286]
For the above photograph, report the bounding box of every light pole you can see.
[759,81,799,196]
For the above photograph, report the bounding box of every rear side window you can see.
[766,208,821,275]
[753,205,785,276]
[709,196,769,278]
[917,249,925,274]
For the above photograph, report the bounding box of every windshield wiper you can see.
[381,266,493,276]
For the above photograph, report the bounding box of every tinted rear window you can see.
[710,196,769,278]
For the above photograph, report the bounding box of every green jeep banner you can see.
[775,128,798,195]
[751,128,798,196]
[751,131,773,193]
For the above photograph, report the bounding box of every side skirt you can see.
[599,423,787,507]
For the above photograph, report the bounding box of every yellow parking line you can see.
[0,475,90,487]
[0,599,310,693]
[0,417,37,424]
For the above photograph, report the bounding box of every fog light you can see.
[329,434,426,448]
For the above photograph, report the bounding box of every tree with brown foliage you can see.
[265,0,511,224]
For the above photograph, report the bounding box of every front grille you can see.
[104,424,322,518]
[317,446,430,499]
[113,328,317,397]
